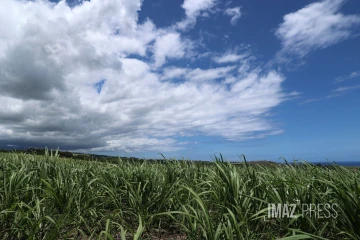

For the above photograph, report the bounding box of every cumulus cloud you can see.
[275,0,360,58]
[177,0,217,30]
[153,32,191,67]
[0,0,289,153]
[225,7,241,25]
[161,67,189,80]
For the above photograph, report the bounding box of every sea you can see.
[310,161,360,167]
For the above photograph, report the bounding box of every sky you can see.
[0,0,359,162]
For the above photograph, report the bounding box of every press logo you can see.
[267,203,338,219]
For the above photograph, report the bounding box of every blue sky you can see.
[0,0,359,162]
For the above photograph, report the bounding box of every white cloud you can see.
[153,32,191,67]
[0,0,289,153]
[334,71,360,83]
[213,53,247,64]
[95,137,180,152]
[225,7,242,25]
[187,66,235,82]
[300,84,359,104]
[177,0,217,30]
[333,85,360,93]
[182,0,216,18]
[276,0,360,57]
[161,66,236,82]
[161,67,189,80]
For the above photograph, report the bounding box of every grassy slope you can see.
[0,152,359,239]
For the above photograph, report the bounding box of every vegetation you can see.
[0,150,359,239]
[0,148,140,162]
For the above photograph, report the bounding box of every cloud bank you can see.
[1,0,331,153]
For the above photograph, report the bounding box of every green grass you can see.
[0,151,359,239]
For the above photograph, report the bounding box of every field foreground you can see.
[0,152,359,239]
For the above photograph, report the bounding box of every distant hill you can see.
[0,148,139,162]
